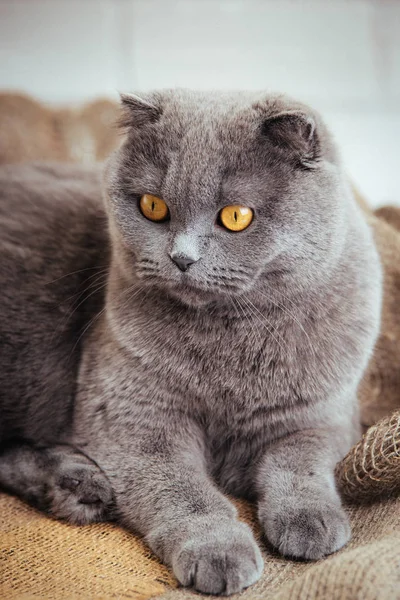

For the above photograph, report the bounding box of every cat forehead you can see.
[159,95,260,147]
[120,89,276,157]
[140,108,262,179]
[157,89,260,117]
[121,137,276,207]
[122,121,259,195]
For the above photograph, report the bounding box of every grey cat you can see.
[0,90,381,595]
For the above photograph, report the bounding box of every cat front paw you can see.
[260,501,351,560]
[48,451,114,525]
[172,521,263,595]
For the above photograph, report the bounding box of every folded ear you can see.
[261,111,321,168]
[119,92,161,128]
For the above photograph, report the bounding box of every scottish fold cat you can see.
[0,90,381,595]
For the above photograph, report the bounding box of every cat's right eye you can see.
[218,205,254,232]
[139,194,170,222]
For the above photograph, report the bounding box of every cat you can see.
[0,90,382,595]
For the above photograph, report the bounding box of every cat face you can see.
[105,90,343,307]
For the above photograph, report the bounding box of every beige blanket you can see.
[1,492,399,600]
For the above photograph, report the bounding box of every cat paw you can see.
[172,521,263,595]
[261,502,351,560]
[47,455,114,525]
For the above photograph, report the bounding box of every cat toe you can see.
[172,521,263,595]
[261,502,351,560]
[49,462,114,525]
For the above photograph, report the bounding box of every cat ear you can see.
[118,93,161,128]
[261,111,321,168]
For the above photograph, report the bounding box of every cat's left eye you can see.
[218,205,254,232]
[139,194,170,222]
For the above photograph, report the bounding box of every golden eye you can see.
[219,205,254,232]
[139,194,169,222]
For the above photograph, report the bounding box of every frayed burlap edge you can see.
[336,409,400,501]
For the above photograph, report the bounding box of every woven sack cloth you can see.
[336,409,400,502]
[1,492,399,600]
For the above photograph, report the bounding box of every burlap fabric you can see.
[0,92,120,165]
[358,212,400,429]
[0,93,399,599]
[337,409,400,502]
[1,492,399,600]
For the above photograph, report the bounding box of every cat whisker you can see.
[257,288,315,358]
[230,295,263,352]
[117,283,151,313]
[136,268,159,276]
[56,270,108,308]
[262,285,308,321]
[137,258,158,266]
[56,275,108,329]
[240,294,287,354]
[66,306,107,363]
[212,267,250,276]
[205,279,241,292]
[50,279,109,350]
[44,265,107,286]
[220,284,241,292]
[137,274,162,284]
[46,269,109,340]
[67,284,146,363]
[136,266,158,272]
[208,275,245,284]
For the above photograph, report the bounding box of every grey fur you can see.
[0,90,381,595]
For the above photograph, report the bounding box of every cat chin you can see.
[166,284,220,308]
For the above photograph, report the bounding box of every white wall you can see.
[0,0,399,207]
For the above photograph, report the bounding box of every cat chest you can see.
[82,311,322,451]
[126,319,292,417]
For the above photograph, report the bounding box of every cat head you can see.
[105,89,346,307]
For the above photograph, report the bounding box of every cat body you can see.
[0,163,108,442]
[75,253,366,499]
[0,90,381,595]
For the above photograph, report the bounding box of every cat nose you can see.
[169,253,199,272]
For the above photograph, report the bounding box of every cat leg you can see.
[256,428,351,560]
[0,442,114,524]
[94,427,263,596]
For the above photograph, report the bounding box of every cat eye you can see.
[139,194,169,222]
[219,205,254,232]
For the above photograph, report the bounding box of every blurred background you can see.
[0,0,399,207]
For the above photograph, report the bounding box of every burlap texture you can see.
[0,493,175,600]
[358,212,400,428]
[0,93,400,599]
[337,409,400,502]
[156,497,400,600]
[0,92,120,165]
[1,493,399,600]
